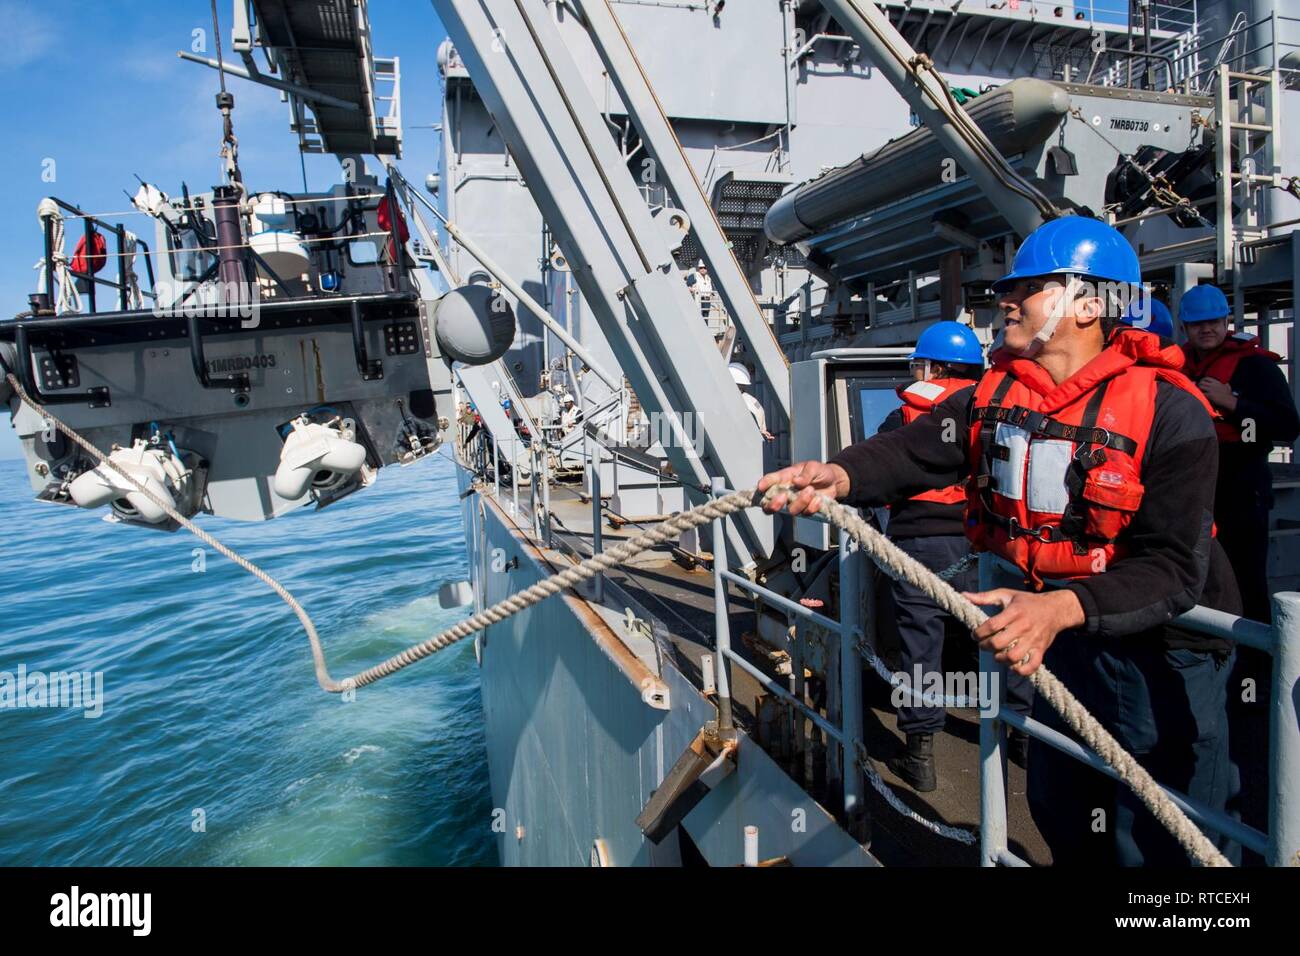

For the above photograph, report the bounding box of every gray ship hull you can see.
[455,461,876,866]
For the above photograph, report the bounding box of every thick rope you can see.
[3,372,1229,866]
[34,201,81,315]
[5,373,338,694]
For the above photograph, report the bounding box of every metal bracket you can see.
[623,607,653,643]
[13,324,110,407]
[634,723,737,844]
[186,313,250,393]
[383,321,421,355]
[351,300,384,381]
[418,299,434,358]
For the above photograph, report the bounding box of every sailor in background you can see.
[686,259,714,319]
[1179,284,1299,625]
[1179,283,1299,857]
[1120,294,1175,344]
[759,217,1242,865]
[558,390,582,431]
[730,362,774,441]
[880,321,1032,791]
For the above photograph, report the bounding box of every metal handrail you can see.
[39,197,157,314]
[977,561,1298,867]
[703,484,1298,865]
[1164,11,1300,93]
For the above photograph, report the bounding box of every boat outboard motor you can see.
[433,284,515,366]
[273,416,368,501]
[68,440,195,525]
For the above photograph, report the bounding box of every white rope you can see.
[122,231,144,310]
[34,199,80,314]
[2,371,1229,866]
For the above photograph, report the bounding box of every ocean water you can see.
[0,453,495,866]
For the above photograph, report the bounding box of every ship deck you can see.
[501,470,1051,866]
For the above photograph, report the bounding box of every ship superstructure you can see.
[3,0,1299,867]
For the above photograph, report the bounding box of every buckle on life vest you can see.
[1005,515,1064,543]
[1075,433,1109,469]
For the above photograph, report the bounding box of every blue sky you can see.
[0,0,447,458]
[0,0,1145,460]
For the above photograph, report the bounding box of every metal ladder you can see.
[1214,63,1285,324]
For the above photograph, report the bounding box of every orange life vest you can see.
[1182,332,1282,442]
[897,377,976,505]
[966,329,1214,588]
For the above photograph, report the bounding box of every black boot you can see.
[887,733,937,792]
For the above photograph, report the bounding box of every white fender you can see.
[68,441,186,524]
[273,419,368,501]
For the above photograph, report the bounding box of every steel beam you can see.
[570,0,791,421]
[176,51,362,111]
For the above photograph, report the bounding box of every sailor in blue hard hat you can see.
[1120,295,1175,341]
[908,320,984,378]
[760,215,1244,865]
[880,320,1033,791]
[1179,283,1299,847]
[989,215,1143,357]
[1177,281,1296,616]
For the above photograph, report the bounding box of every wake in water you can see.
[0,457,495,866]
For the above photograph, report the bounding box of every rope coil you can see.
[2,371,1229,866]
[34,200,81,314]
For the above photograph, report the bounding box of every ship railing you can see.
[884,1,1195,34]
[34,197,157,315]
[707,478,871,839]
[458,390,625,547]
[979,562,1300,867]
[1115,9,1300,95]
[704,483,1300,864]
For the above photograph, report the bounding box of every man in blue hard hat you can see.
[1179,283,1299,857]
[1120,294,1174,342]
[1179,284,1298,624]
[879,321,1032,792]
[759,216,1242,865]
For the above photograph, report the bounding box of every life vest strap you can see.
[971,404,1138,455]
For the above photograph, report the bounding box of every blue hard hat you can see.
[1179,284,1230,324]
[993,216,1141,293]
[911,321,984,366]
[1120,296,1174,339]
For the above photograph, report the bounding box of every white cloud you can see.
[1,2,57,71]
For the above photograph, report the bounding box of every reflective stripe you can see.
[1025,439,1073,515]
[903,380,947,402]
[990,422,1029,500]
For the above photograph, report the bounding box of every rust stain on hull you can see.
[480,488,671,709]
